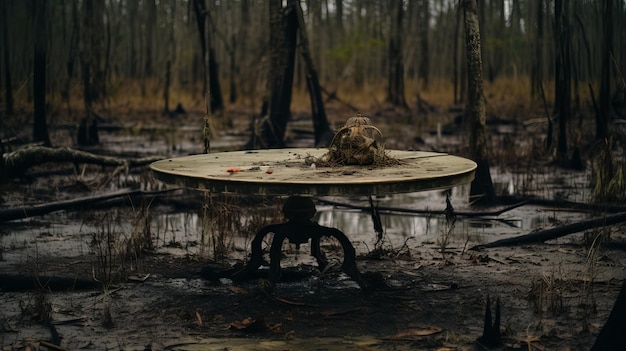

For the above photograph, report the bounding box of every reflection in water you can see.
[1,178,590,268]
[315,185,472,250]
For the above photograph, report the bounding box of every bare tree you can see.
[61,0,80,111]
[417,0,430,90]
[246,0,298,149]
[386,0,408,108]
[2,1,13,116]
[530,0,544,100]
[462,0,496,204]
[206,8,224,113]
[192,0,224,113]
[33,0,50,146]
[453,1,464,105]
[291,0,333,147]
[597,0,614,140]
[553,0,572,164]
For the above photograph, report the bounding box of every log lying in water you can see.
[0,188,178,223]
[2,145,161,178]
[471,211,626,249]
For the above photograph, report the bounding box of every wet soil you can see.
[2,228,625,351]
[1,109,626,350]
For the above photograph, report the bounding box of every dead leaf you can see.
[195,311,203,326]
[229,317,266,332]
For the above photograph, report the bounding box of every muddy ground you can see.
[1,109,626,350]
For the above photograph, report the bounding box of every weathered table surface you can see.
[150,148,477,196]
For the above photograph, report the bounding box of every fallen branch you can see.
[315,198,526,218]
[39,340,68,351]
[471,211,626,249]
[498,195,626,214]
[2,145,163,178]
[320,85,360,112]
[0,188,179,223]
[3,145,122,177]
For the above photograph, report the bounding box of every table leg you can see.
[310,235,328,271]
[246,224,280,273]
[241,196,364,287]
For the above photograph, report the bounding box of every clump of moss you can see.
[307,116,400,167]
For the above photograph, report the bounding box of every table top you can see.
[150,148,477,196]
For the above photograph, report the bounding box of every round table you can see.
[151,148,477,287]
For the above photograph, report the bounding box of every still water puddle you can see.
[0,165,593,271]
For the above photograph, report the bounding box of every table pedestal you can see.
[240,196,364,287]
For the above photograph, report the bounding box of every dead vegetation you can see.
[306,116,401,167]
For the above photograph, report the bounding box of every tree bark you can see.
[554,0,571,164]
[386,0,408,108]
[417,0,430,90]
[462,0,496,204]
[33,0,51,147]
[290,0,333,147]
[453,4,462,105]
[192,0,210,98]
[530,0,544,100]
[206,18,224,113]
[597,0,613,141]
[164,60,171,114]
[192,0,224,113]
[144,0,156,77]
[2,1,13,116]
[247,0,297,149]
[61,0,80,110]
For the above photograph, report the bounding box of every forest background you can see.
[1,1,626,349]
[1,0,624,161]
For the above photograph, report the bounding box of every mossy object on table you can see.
[310,116,399,167]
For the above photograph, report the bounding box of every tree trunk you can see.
[417,0,430,90]
[2,1,13,116]
[247,0,297,149]
[62,0,79,110]
[462,0,496,204]
[144,0,156,78]
[530,0,544,99]
[33,0,51,147]
[290,0,333,147]
[554,0,571,164]
[453,4,462,105]
[129,0,138,78]
[591,281,626,351]
[386,0,408,108]
[164,60,171,114]
[192,0,209,98]
[597,0,613,141]
[206,11,224,113]
[229,32,237,103]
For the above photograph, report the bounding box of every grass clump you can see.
[591,136,626,202]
